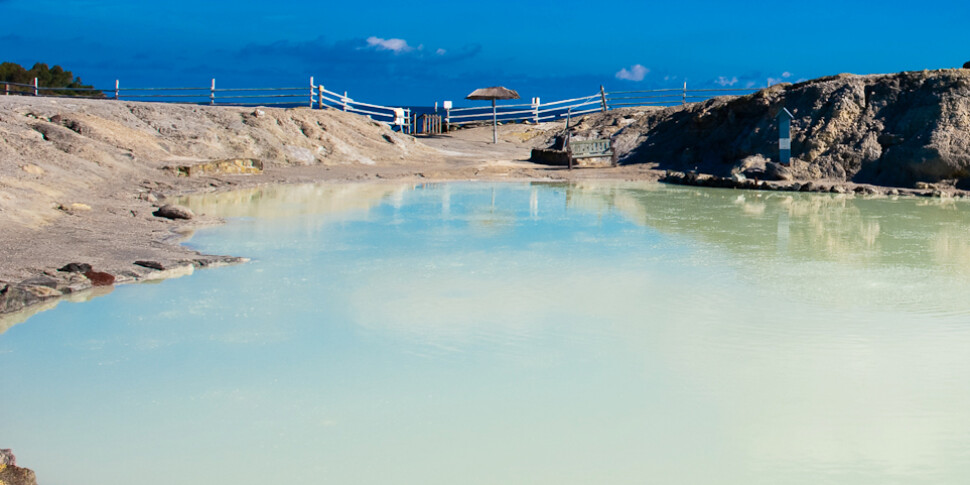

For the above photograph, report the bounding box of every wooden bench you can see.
[565,138,617,169]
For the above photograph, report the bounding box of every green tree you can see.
[1,61,103,97]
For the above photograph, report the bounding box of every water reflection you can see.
[3,182,970,485]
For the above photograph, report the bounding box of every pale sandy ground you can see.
[0,96,660,322]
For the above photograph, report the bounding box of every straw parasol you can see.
[466,86,520,143]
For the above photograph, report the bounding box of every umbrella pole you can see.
[492,99,497,144]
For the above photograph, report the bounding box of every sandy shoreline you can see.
[0,95,665,323]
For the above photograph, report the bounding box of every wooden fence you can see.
[2,78,310,106]
[3,76,766,134]
[607,82,759,108]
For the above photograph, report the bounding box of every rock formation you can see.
[0,450,37,485]
[551,69,970,188]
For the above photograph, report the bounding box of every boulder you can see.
[764,162,794,181]
[153,204,194,220]
[0,464,38,485]
[58,262,93,273]
[0,449,14,465]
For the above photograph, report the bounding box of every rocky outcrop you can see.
[0,451,36,485]
[0,465,37,485]
[552,70,970,188]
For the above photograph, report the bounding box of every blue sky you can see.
[2,0,968,105]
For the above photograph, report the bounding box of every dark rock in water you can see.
[0,464,38,485]
[83,271,115,286]
[0,448,14,465]
[153,204,194,220]
[58,262,93,273]
[134,260,165,270]
[764,162,793,181]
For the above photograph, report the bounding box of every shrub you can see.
[0,61,103,97]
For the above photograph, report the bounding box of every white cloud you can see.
[715,76,739,87]
[436,48,446,55]
[782,71,792,78]
[616,64,649,82]
[365,36,413,53]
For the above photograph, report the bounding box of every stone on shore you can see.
[58,262,93,273]
[134,260,166,270]
[764,162,793,181]
[153,204,194,220]
[83,271,115,286]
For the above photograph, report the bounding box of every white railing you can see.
[443,91,607,128]
[3,75,766,134]
[311,80,412,133]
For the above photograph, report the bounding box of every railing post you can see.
[114,79,120,100]
[309,76,314,108]
[442,101,452,132]
[210,78,216,105]
[318,85,324,109]
[682,81,687,105]
[33,77,38,96]
[600,85,608,112]
[4,83,8,96]
[532,97,540,123]
[342,91,349,111]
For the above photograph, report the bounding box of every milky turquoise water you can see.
[4,182,970,484]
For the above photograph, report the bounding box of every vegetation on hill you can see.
[0,62,103,97]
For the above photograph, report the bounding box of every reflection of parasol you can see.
[466,86,520,143]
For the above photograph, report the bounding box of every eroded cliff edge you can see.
[555,69,970,188]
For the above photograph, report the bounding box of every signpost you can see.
[777,107,793,166]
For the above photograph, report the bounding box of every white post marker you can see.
[309,76,314,108]
[443,100,452,131]
[777,107,793,166]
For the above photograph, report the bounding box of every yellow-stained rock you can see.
[172,158,263,177]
